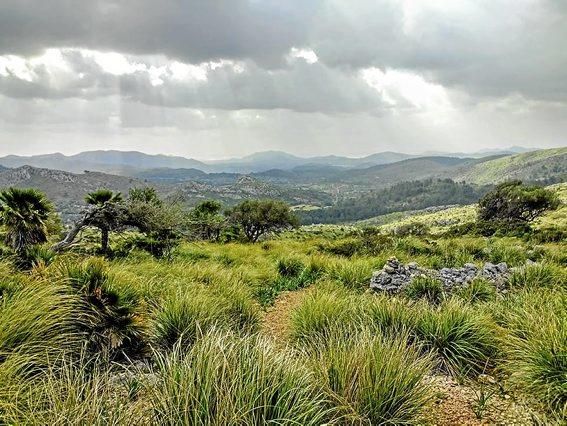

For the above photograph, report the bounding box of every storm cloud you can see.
[0,0,565,157]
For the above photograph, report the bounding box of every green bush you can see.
[149,330,334,425]
[307,329,433,424]
[415,301,499,376]
[404,276,445,304]
[392,222,430,237]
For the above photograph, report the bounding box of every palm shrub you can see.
[404,275,445,304]
[148,330,334,425]
[54,258,145,359]
[306,328,434,424]
[0,188,53,255]
[415,300,499,376]
[85,189,123,254]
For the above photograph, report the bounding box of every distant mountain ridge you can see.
[0,146,538,175]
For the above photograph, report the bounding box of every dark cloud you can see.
[0,0,316,67]
[0,0,566,156]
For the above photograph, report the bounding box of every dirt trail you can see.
[261,288,309,341]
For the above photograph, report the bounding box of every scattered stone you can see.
[370,257,510,295]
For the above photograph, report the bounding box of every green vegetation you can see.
[300,178,487,224]
[0,181,565,423]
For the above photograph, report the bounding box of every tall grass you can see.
[508,262,566,290]
[0,279,83,369]
[152,285,259,350]
[148,330,334,425]
[415,300,499,376]
[491,289,567,418]
[290,288,357,342]
[404,275,445,304]
[305,328,434,424]
[0,355,139,425]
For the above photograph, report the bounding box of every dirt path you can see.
[261,288,309,341]
[425,375,534,426]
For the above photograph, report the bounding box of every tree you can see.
[53,187,182,255]
[85,189,124,253]
[187,200,225,241]
[478,181,560,225]
[226,199,299,242]
[0,187,53,253]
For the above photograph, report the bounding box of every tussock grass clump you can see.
[361,294,419,336]
[149,330,334,425]
[509,262,566,290]
[152,286,259,350]
[306,329,434,424]
[0,280,82,368]
[290,289,357,342]
[404,275,445,304]
[456,277,496,304]
[415,300,499,376]
[327,259,374,291]
[492,289,567,418]
[507,315,567,419]
[276,256,305,278]
[256,256,322,306]
[0,356,138,425]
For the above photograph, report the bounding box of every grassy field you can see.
[0,186,565,424]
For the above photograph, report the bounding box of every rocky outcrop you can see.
[370,257,509,295]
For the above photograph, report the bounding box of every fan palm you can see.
[0,187,53,253]
[85,189,123,253]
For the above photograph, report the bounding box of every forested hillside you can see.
[299,179,488,224]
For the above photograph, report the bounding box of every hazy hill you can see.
[335,156,479,188]
[0,151,209,174]
[0,166,145,221]
[455,147,567,184]
[0,148,515,175]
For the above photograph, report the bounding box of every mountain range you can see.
[0,147,564,223]
[0,147,535,175]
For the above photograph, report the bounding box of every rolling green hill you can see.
[455,147,567,185]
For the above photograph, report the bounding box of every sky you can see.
[0,0,566,159]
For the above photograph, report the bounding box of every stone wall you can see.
[370,257,509,295]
